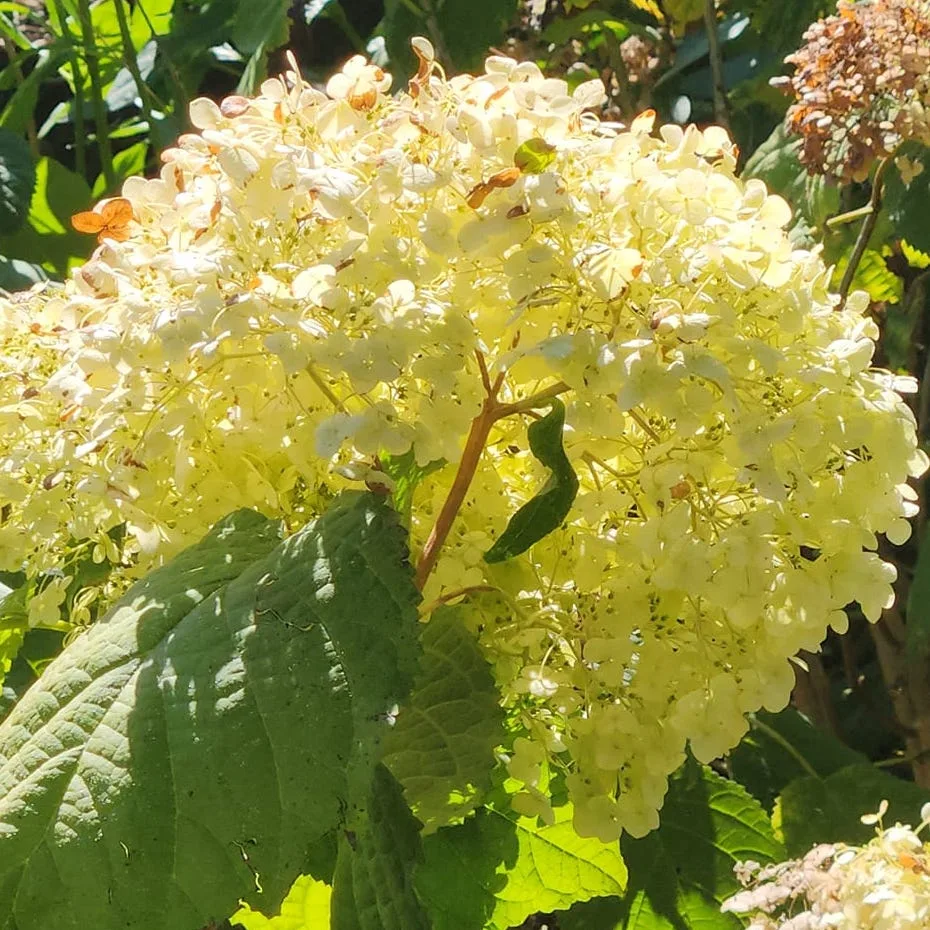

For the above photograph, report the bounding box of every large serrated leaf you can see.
[777,762,930,856]
[0,493,421,930]
[561,759,783,930]
[485,399,579,563]
[729,708,866,812]
[382,606,505,833]
[0,128,34,236]
[416,798,627,930]
[331,764,430,930]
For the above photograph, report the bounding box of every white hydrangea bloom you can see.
[0,44,924,839]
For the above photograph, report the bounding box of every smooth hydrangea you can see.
[0,41,924,839]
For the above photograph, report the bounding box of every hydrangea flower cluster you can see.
[723,802,930,929]
[773,0,930,181]
[0,41,924,839]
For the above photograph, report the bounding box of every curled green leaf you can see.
[485,399,579,563]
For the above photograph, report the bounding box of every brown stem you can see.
[414,378,573,590]
[415,400,498,589]
[837,156,891,307]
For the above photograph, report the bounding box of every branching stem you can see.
[414,377,572,590]
[837,156,892,307]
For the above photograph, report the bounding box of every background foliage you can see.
[1,1,930,928]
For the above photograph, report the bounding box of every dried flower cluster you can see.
[774,0,930,181]
[0,41,924,840]
[723,802,930,929]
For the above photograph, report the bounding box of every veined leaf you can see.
[903,239,930,269]
[331,764,430,930]
[561,759,783,930]
[232,874,332,929]
[0,493,421,929]
[834,248,902,304]
[729,708,866,812]
[777,763,930,856]
[416,797,627,930]
[485,399,579,563]
[381,449,445,526]
[383,606,505,833]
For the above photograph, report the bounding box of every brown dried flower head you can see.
[773,0,930,181]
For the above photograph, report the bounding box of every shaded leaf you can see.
[383,606,505,833]
[540,9,630,45]
[561,759,783,930]
[382,0,519,81]
[331,764,430,930]
[729,709,866,812]
[0,493,422,929]
[0,156,92,274]
[485,399,579,563]
[885,142,930,254]
[777,763,930,856]
[0,128,34,235]
[416,798,627,930]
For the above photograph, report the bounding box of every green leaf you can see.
[416,798,627,930]
[0,156,91,275]
[382,0,519,80]
[92,140,149,197]
[540,9,630,45]
[380,449,445,526]
[0,48,66,136]
[742,123,841,245]
[330,764,430,930]
[485,399,579,563]
[729,709,867,811]
[57,0,174,97]
[513,138,557,175]
[382,606,505,833]
[231,0,290,56]
[0,128,34,235]
[232,874,332,929]
[777,763,930,856]
[561,759,783,930]
[885,142,930,253]
[903,239,930,269]
[0,493,422,929]
[834,248,902,304]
